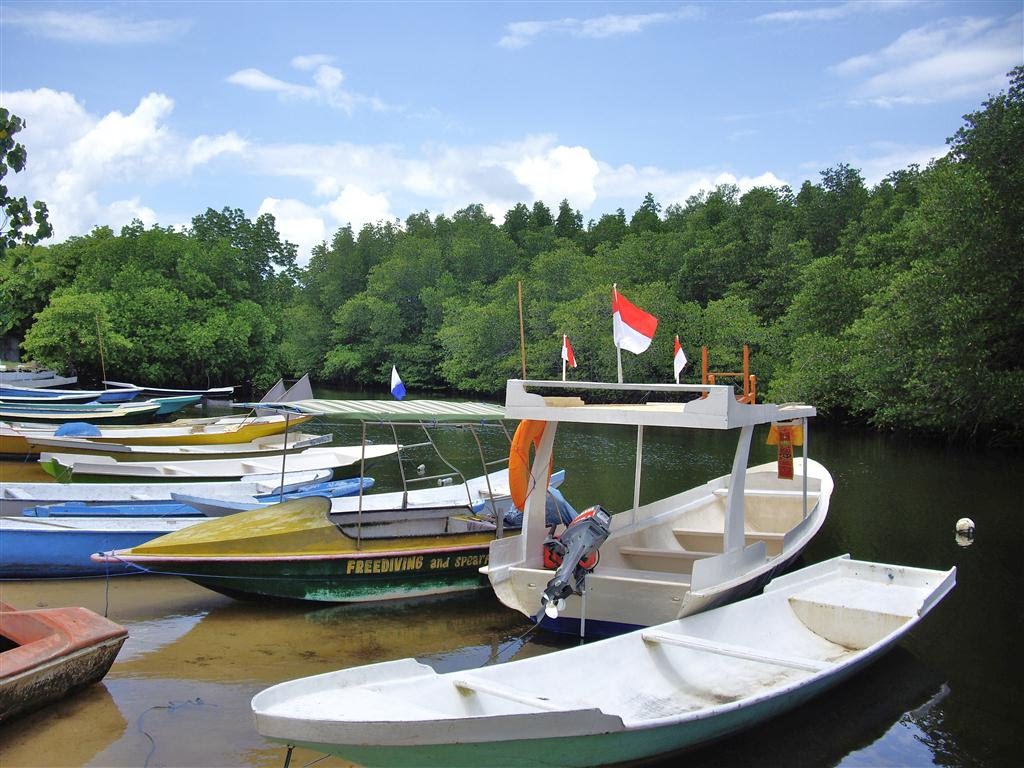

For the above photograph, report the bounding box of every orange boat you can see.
[0,602,128,723]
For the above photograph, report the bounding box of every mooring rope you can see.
[136,697,216,768]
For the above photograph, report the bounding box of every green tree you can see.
[554,199,583,241]
[629,192,662,233]
[0,109,52,256]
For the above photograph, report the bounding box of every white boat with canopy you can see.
[482,379,831,636]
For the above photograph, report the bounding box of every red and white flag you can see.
[612,285,657,354]
[673,335,687,383]
[561,335,577,368]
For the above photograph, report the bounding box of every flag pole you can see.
[613,284,624,383]
[517,281,527,379]
[562,335,567,382]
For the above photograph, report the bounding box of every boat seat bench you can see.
[641,630,832,672]
[452,677,565,711]
[673,529,786,553]
[619,546,716,564]
[507,565,691,587]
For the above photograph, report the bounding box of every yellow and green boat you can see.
[94,496,496,603]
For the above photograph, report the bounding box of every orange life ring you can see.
[509,419,553,511]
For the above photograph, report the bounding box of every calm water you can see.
[1,403,1021,767]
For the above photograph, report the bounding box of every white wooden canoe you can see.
[252,555,955,768]
[3,413,314,448]
[39,444,399,482]
[24,432,330,459]
[0,471,333,516]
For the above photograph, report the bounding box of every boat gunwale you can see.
[95,540,492,564]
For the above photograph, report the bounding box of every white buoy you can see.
[955,517,975,547]
[416,464,426,475]
[956,518,975,536]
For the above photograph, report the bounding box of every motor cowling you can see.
[539,505,612,619]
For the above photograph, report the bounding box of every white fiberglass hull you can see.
[252,555,955,767]
[486,458,832,635]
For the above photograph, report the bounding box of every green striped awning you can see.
[240,398,507,422]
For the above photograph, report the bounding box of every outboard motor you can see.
[537,505,612,620]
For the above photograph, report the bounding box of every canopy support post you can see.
[724,425,754,552]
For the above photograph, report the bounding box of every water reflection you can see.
[1,416,1021,766]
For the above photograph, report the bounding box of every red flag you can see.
[673,336,687,383]
[612,285,658,354]
[561,335,577,368]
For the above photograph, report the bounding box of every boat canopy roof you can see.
[505,379,815,429]
[238,398,507,423]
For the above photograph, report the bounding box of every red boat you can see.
[0,601,128,723]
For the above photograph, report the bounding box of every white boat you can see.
[252,555,956,768]
[23,431,331,460]
[38,444,399,482]
[482,379,831,636]
[0,471,333,516]
[1,413,315,451]
[172,468,566,519]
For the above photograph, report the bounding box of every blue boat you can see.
[1,477,376,578]
[0,385,142,403]
[147,395,203,416]
[19,477,374,518]
[0,516,203,577]
[22,501,203,518]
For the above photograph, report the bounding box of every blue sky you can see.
[2,1,1021,264]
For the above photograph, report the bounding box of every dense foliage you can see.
[2,69,1021,442]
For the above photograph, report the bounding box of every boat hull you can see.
[0,518,201,577]
[253,556,957,767]
[113,545,492,602]
[0,604,128,723]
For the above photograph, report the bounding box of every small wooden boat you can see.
[38,444,399,482]
[0,384,142,402]
[484,380,830,636]
[0,601,127,723]
[171,468,563,518]
[0,401,160,424]
[0,413,315,454]
[0,391,99,405]
[146,394,203,416]
[22,478,373,518]
[104,380,235,400]
[23,431,330,460]
[252,555,956,767]
[0,471,334,516]
[1,517,206,577]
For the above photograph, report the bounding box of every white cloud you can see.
[225,68,316,99]
[0,88,245,243]
[256,198,328,262]
[849,142,949,185]
[1,8,190,43]
[499,5,701,49]
[831,15,1022,106]
[509,145,600,208]
[325,186,395,230]
[187,133,248,168]
[226,57,389,114]
[754,1,914,24]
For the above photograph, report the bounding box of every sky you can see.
[2,1,1021,265]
